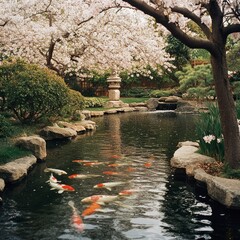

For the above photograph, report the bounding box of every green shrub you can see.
[61,89,85,118]
[0,114,14,137]
[121,88,151,98]
[195,103,224,161]
[149,89,175,98]
[84,97,106,108]
[0,59,70,123]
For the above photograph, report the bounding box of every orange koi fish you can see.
[110,155,122,159]
[125,167,135,172]
[72,160,91,163]
[68,201,84,233]
[83,162,105,167]
[107,163,129,167]
[102,171,126,176]
[144,162,152,168]
[81,202,101,217]
[81,195,119,205]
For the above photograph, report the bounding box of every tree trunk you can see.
[211,52,240,169]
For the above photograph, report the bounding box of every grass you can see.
[120,97,148,104]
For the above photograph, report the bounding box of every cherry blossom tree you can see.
[0,0,171,76]
[120,0,240,169]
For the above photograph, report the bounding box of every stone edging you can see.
[170,141,240,209]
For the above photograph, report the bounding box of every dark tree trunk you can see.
[211,51,240,168]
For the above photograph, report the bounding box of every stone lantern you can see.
[107,74,121,101]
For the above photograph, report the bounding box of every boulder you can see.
[158,96,168,102]
[134,107,148,112]
[170,145,215,169]
[194,169,240,209]
[90,111,105,117]
[129,102,147,107]
[57,121,86,134]
[177,141,199,148]
[79,120,96,130]
[105,109,118,114]
[81,110,91,119]
[39,125,77,140]
[15,135,47,160]
[0,155,37,183]
[146,98,159,110]
[165,96,179,103]
[122,107,136,112]
[0,178,5,191]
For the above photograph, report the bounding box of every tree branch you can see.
[224,23,240,36]
[122,0,214,53]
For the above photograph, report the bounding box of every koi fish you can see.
[110,155,122,159]
[46,173,60,183]
[118,189,138,196]
[102,171,126,176]
[144,162,152,168]
[68,174,101,179]
[49,181,75,194]
[81,194,119,205]
[72,160,91,163]
[93,181,127,191]
[68,201,84,233]
[83,162,106,167]
[81,202,101,217]
[107,163,129,167]
[125,167,135,172]
[44,167,67,175]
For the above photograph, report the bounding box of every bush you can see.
[195,103,224,161]
[84,97,106,108]
[0,114,14,137]
[121,88,151,98]
[61,89,85,118]
[0,59,70,123]
[149,89,176,98]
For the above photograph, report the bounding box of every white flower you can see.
[203,134,216,144]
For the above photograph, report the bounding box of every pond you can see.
[0,111,240,240]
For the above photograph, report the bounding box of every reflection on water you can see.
[0,112,240,240]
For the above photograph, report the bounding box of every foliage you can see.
[195,103,224,161]
[226,39,240,72]
[84,97,106,108]
[121,87,151,98]
[165,35,190,71]
[176,64,214,99]
[149,89,176,98]
[61,89,85,118]
[222,164,240,179]
[0,114,15,137]
[0,59,71,123]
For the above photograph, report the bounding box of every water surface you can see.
[0,111,240,240]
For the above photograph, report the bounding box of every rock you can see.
[146,98,159,110]
[73,110,86,121]
[105,109,118,114]
[57,121,86,134]
[0,155,37,183]
[39,125,77,140]
[81,110,91,119]
[158,96,168,102]
[194,169,240,209]
[175,100,197,113]
[134,107,148,112]
[121,107,136,112]
[208,176,240,209]
[177,141,199,148]
[0,178,5,191]
[170,146,215,169]
[15,135,47,160]
[129,102,146,107]
[79,120,96,130]
[104,100,129,108]
[165,96,179,103]
[90,111,105,117]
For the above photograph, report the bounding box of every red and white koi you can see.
[81,194,119,205]
[44,167,67,175]
[49,181,75,194]
[68,174,101,179]
[93,181,127,191]
[107,163,129,167]
[68,201,84,233]
[72,160,92,163]
[83,162,106,167]
[46,173,60,183]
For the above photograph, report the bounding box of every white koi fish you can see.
[68,201,84,232]
[49,181,75,194]
[46,173,60,183]
[93,181,127,191]
[81,194,119,205]
[44,167,67,175]
[68,174,101,179]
